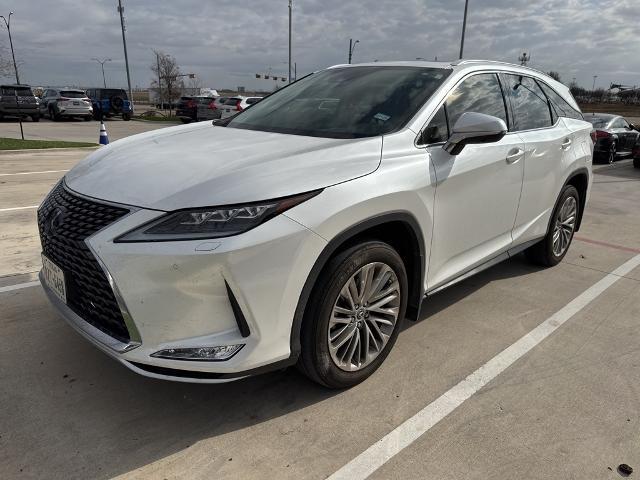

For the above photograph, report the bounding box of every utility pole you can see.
[348,38,359,64]
[92,58,111,88]
[592,75,598,91]
[117,0,133,110]
[0,12,20,84]
[459,0,469,59]
[155,51,163,109]
[288,0,292,84]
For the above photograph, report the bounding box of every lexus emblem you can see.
[48,207,66,235]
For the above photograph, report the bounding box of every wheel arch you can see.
[289,212,426,360]
[563,167,589,231]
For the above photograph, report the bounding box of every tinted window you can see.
[504,75,552,131]
[1,86,33,96]
[445,73,507,129]
[611,117,628,128]
[60,91,85,98]
[228,66,451,138]
[99,89,128,99]
[225,97,241,105]
[422,105,448,144]
[246,98,261,105]
[538,83,582,120]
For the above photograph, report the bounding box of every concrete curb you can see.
[0,146,100,155]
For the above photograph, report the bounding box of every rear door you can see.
[503,74,572,245]
[426,73,525,290]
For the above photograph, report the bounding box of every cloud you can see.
[1,0,638,91]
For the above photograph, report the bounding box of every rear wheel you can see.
[525,185,579,267]
[299,241,408,388]
[608,142,617,164]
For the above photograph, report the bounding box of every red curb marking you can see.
[574,236,640,254]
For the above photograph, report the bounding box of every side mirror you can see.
[443,112,508,155]
[629,123,636,130]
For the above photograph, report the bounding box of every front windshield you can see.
[228,66,451,138]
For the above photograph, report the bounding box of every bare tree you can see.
[151,50,181,116]
[547,71,562,82]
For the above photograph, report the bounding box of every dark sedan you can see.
[584,113,639,164]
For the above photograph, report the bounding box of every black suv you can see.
[0,84,40,121]
[86,88,133,120]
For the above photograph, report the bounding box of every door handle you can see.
[561,138,572,150]
[506,148,524,164]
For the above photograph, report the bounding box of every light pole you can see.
[592,75,598,91]
[92,58,112,88]
[288,0,292,84]
[459,0,469,59]
[117,0,133,110]
[0,11,19,84]
[348,38,359,64]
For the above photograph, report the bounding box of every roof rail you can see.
[450,59,546,76]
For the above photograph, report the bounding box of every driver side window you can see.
[420,73,508,145]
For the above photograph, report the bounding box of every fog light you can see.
[151,344,244,361]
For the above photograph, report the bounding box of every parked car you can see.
[86,88,133,120]
[0,84,40,121]
[176,96,223,123]
[220,96,263,119]
[38,60,592,388]
[584,113,639,163]
[633,137,640,168]
[40,88,93,121]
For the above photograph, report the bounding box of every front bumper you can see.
[41,204,327,383]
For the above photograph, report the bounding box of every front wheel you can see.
[525,185,579,267]
[122,113,132,121]
[299,241,408,388]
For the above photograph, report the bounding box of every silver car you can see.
[40,88,93,121]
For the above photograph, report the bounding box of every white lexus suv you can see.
[38,60,592,388]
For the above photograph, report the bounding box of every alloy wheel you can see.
[552,196,577,256]
[328,262,401,372]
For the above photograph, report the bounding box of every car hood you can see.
[65,122,382,211]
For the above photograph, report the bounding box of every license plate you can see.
[73,101,80,105]
[42,254,67,304]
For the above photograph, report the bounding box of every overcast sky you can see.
[1,0,639,91]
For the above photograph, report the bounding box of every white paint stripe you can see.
[0,280,40,294]
[328,254,640,480]
[0,169,68,177]
[0,205,38,212]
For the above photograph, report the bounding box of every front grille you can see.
[38,181,131,342]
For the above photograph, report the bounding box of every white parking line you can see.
[0,169,68,177]
[328,253,640,480]
[0,205,38,213]
[0,280,40,294]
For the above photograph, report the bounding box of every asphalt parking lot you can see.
[1,144,640,479]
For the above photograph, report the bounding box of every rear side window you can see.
[538,83,582,120]
[224,98,241,105]
[246,98,261,105]
[504,75,552,131]
[445,73,508,128]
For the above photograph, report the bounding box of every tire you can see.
[634,158,640,169]
[49,106,60,121]
[525,185,580,267]
[180,118,191,124]
[83,116,92,122]
[31,114,40,122]
[607,142,616,164]
[122,113,132,121]
[298,241,408,388]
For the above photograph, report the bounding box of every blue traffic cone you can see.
[99,121,109,145]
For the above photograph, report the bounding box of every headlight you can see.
[115,190,320,242]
